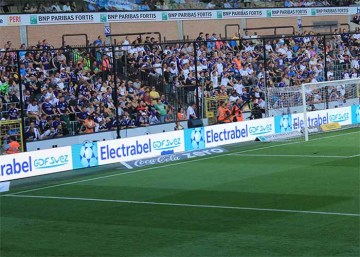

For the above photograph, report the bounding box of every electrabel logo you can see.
[329,113,350,123]
[206,125,248,143]
[293,113,329,129]
[249,124,272,135]
[100,139,152,161]
[1,155,69,178]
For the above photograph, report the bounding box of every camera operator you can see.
[231,98,245,122]
[249,103,263,120]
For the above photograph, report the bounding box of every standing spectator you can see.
[186,102,197,120]
[101,55,111,81]
[155,99,167,123]
[149,86,160,104]
[83,114,96,133]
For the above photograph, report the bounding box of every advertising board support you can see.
[193,41,200,118]
[112,46,121,139]
[262,39,270,118]
[16,51,27,152]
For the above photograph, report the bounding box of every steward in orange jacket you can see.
[217,101,232,123]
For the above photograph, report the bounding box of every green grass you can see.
[1,129,359,257]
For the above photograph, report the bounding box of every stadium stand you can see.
[0,0,355,13]
[1,30,359,141]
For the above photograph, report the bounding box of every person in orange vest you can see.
[5,136,20,154]
[217,101,232,124]
[231,98,244,122]
[101,54,111,81]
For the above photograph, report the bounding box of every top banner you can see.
[0,7,359,26]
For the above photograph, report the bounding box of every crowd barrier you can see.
[1,105,359,182]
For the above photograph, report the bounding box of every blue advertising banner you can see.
[274,114,293,133]
[351,105,360,124]
[184,127,206,151]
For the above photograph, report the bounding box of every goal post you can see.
[301,78,360,141]
[267,78,360,142]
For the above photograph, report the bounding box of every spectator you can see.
[27,99,40,121]
[25,122,41,141]
[154,99,167,123]
[83,114,96,134]
[186,102,197,120]
[40,126,57,139]
[249,103,262,119]
[149,86,160,104]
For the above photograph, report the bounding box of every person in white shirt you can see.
[351,56,359,69]
[233,80,244,95]
[63,2,71,11]
[27,100,40,121]
[186,102,197,120]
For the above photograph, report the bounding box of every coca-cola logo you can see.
[134,155,180,167]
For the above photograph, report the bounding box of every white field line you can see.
[4,130,360,196]
[230,154,358,158]
[4,194,360,217]
[120,162,133,169]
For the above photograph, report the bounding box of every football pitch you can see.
[1,129,359,257]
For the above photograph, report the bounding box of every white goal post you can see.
[265,78,360,142]
[301,78,360,141]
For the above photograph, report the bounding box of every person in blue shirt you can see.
[7,103,19,120]
[41,98,55,116]
[57,96,71,130]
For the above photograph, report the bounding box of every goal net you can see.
[266,78,360,142]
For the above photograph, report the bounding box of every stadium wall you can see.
[1,105,359,182]
[0,7,356,47]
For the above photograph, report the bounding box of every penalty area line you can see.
[4,194,360,217]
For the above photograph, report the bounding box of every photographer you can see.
[217,101,232,124]
[249,103,263,120]
[231,98,245,122]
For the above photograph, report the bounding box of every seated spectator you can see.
[55,123,70,137]
[25,122,41,141]
[7,103,19,120]
[138,111,149,127]
[40,127,57,140]
[176,107,186,121]
[27,99,40,121]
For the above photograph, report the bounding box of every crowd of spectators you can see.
[0,28,359,141]
[3,0,354,13]
[22,1,77,13]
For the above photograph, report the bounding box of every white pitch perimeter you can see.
[3,130,360,196]
[230,153,360,158]
[4,194,360,217]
